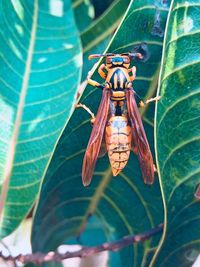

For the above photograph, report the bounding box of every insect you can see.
[78,52,160,186]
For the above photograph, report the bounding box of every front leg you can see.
[87,71,104,89]
[98,64,108,79]
[128,66,136,81]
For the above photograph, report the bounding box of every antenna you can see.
[88,53,115,60]
[88,52,143,60]
[88,54,105,60]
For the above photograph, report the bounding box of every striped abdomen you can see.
[105,116,132,176]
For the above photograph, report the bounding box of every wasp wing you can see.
[82,88,110,186]
[126,88,154,184]
[98,138,107,158]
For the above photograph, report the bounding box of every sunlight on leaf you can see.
[0,0,82,238]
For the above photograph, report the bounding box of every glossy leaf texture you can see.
[153,0,200,266]
[32,1,170,266]
[0,0,82,238]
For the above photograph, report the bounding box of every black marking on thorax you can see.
[109,69,127,91]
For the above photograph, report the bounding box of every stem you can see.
[0,224,163,265]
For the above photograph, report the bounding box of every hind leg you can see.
[76,103,96,124]
[139,96,161,107]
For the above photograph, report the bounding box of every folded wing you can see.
[126,88,154,184]
[82,88,110,186]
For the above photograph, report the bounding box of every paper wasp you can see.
[77,52,160,186]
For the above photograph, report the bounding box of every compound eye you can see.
[106,57,112,64]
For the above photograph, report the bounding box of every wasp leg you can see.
[145,96,161,104]
[76,103,96,124]
[98,64,108,79]
[87,71,104,89]
[138,96,161,108]
[153,164,158,173]
[128,66,136,81]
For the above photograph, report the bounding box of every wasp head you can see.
[105,54,130,69]
[88,52,143,68]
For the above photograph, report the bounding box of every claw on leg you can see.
[90,117,96,124]
[139,100,145,107]
[153,164,158,173]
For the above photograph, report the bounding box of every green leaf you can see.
[81,0,130,54]
[91,0,113,18]
[73,0,94,32]
[32,1,170,266]
[0,0,82,238]
[153,0,200,266]
[81,0,130,79]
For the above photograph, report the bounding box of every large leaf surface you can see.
[32,1,170,266]
[0,0,82,238]
[153,0,200,266]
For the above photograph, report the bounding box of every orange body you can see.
[82,52,155,186]
[105,116,132,176]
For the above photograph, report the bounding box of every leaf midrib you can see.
[77,168,112,236]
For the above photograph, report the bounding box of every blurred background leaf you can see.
[91,0,113,18]
[72,0,95,32]
[0,0,82,238]
[153,0,200,266]
[32,1,171,266]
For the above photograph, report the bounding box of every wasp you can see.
[77,52,160,186]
